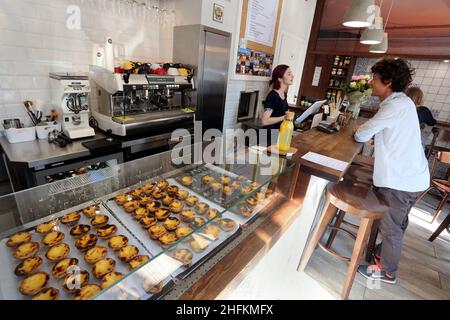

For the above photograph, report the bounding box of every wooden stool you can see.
[298,179,387,300]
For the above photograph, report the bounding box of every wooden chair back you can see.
[427,127,450,158]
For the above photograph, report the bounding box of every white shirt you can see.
[355,92,430,192]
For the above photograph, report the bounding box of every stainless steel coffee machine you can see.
[89,66,195,137]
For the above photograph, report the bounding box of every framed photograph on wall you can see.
[213,3,224,23]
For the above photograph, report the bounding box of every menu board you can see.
[245,0,280,47]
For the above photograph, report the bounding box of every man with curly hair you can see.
[353,58,430,284]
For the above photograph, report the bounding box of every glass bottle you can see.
[277,112,294,153]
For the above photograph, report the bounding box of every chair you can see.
[426,127,450,159]
[429,213,450,242]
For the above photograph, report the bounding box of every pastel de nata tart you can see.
[146,201,161,213]
[108,235,128,251]
[175,226,193,239]
[155,208,170,221]
[52,258,79,279]
[82,205,100,218]
[19,272,49,296]
[201,175,215,184]
[181,175,193,186]
[118,245,139,262]
[46,243,70,262]
[131,188,144,199]
[14,256,43,276]
[202,225,221,240]
[169,200,184,214]
[13,242,39,260]
[156,179,169,191]
[206,208,219,220]
[133,207,149,221]
[190,237,209,253]
[101,272,124,289]
[7,231,32,248]
[139,196,152,206]
[210,182,223,191]
[239,204,253,217]
[35,220,57,234]
[222,186,234,196]
[128,255,150,270]
[166,185,179,196]
[217,218,237,232]
[220,175,231,185]
[115,194,131,205]
[84,246,107,264]
[142,279,163,294]
[75,234,98,251]
[63,270,89,293]
[185,196,198,207]
[180,209,196,223]
[158,233,177,248]
[176,190,189,201]
[190,217,207,229]
[41,231,65,247]
[246,197,258,208]
[97,224,118,239]
[163,217,181,231]
[140,216,157,229]
[195,202,209,215]
[172,248,193,267]
[93,258,116,279]
[151,190,165,200]
[162,195,175,206]
[70,224,91,238]
[32,287,59,300]
[59,211,81,226]
[148,225,166,240]
[142,183,156,192]
[74,284,102,300]
[123,201,140,213]
[91,214,109,228]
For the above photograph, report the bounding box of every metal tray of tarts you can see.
[0,201,173,300]
[102,177,241,279]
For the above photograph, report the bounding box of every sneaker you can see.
[372,251,381,264]
[358,264,397,285]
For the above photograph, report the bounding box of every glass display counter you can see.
[0,141,296,300]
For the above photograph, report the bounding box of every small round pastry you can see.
[59,211,81,226]
[7,231,32,248]
[220,175,231,185]
[155,208,170,221]
[172,248,193,267]
[190,238,209,253]
[63,270,89,293]
[202,225,221,240]
[148,225,166,240]
[175,226,193,239]
[118,245,139,262]
[32,287,59,300]
[195,202,210,215]
[13,242,39,260]
[143,279,163,294]
[162,195,175,206]
[36,220,57,234]
[140,216,157,229]
[180,209,196,223]
[46,243,70,262]
[142,183,155,193]
[146,201,161,213]
[231,181,242,190]
[169,200,184,213]
[151,190,165,200]
[128,255,150,270]
[176,190,189,201]
[108,235,128,251]
[115,194,130,206]
[75,234,98,251]
[139,196,152,206]
[74,284,102,300]
[239,204,253,217]
[133,207,149,221]
[123,201,140,213]
[82,205,100,218]
[52,258,79,279]
[167,185,179,196]
[217,218,237,232]
[84,246,107,264]
[190,217,207,229]
[158,233,177,248]
[185,196,198,207]
[246,197,258,208]
[70,224,91,238]
[91,214,109,228]
[206,208,219,220]
[163,217,181,231]
[131,188,144,199]
[19,272,49,296]
[222,186,234,196]
[210,182,223,192]
[97,224,118,239]
[156,179,169,191]
[14,256,43,276]
[102,272,124,289]
[181,175,193,186]
[41,231,65,247]
[201,175,215,185]
[93,258,116,279]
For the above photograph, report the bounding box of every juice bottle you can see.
[277,111,294,152]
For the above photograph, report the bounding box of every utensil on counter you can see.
[3,119,23,129]
[23,100,39,125]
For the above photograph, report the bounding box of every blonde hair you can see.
[406,87,424,107]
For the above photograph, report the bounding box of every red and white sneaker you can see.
[358,264,397,285]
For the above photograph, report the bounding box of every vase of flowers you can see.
[343,75,372,119]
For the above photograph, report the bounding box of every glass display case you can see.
[0,140,295,300]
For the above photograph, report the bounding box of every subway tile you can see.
[428,61,440,70]
[425,69,437,78]
[0,76,34,90]
[422,78,433,85]
[438,87,450,95]
[415,69,427,77]
[432,78,444,87]
[435,94,447,103]
[435,70,447,79]
[419,60,430,69]
[0,46,27,61]
[428,86,439,94]
[0,90,21,104]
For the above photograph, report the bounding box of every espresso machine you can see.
[49,73,95,139]
[89,65,195,137]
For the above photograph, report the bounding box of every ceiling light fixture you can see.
[343,0,376,28]
[361,16,384,44]
[369,0,394,54]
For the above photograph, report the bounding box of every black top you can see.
[417,106,437,127]
[263,90,289,131]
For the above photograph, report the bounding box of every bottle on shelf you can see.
[277,111,295,153]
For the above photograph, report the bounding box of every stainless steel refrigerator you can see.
[173,25,231,133]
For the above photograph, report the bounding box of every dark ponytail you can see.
[270,64,290,90]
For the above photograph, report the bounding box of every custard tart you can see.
[151,190,165,200]
[75,234,98,251]
[82,205,100,218]
[63,270,89,293]
[167,185,179,196]
[195,202,210,215]
[140,216,157,229]
[101,272,124,289]
[14,256,43,276]
[108,235,128,251]
[210,182,223,191]
[123,201,140,213]
[222,186,234,196]
[70,224,91,238]
[158,233,177,247]
[115,194,130,205]
[32,287,59,300]
[246,197,258,208]
[180,209,196,223]
[239,204,253,217]
[139,196,152,206]
[91,214,109,228]
[162,195,175,206]
[220,175,231,185]
[41,231,65,247]
[118,245,139,262]
[97,224,118,239]
[206,208,219,220]
[13,242,39,260]
[131,188,144,199]
[142,183,155,192]
[52,258,79,279]
[46,243,70,262]
[7,231,32,248]
[201,175,215,184]
[190,217,207,229]
[128,255,150,270]
[175,226,193,239]
[93,258,116,279]
[36,220,57,234]
[169,200,184,213]
[181,175,193,186]
[172,248,193,267]
[19,272,49,296]
[176,190,189,201]
[143,279,163,294]
[163,217,181,231]
[74,284,101,300]
[217,218,237,232]
[148,225,166,240]
[185,196,198,207]
[202,225,221,240]
[146,201,161,213]
[190,238,209,253]
[156,179,169,190]
[59,211,81,226]
[84,246,107,264]
[155,208,170,221]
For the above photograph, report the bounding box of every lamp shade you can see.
[343,0,376,28]
[369,32,389,53]
[360,17,384,45]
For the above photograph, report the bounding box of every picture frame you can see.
[213,3,224,23]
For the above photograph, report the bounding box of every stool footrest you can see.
[318,243,351,262]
